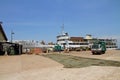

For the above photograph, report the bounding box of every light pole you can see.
[11,30,14,43]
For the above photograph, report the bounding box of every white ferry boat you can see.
[57,29,89,50]
[56,25,118,50]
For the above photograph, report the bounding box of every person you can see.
[4,47,8,55]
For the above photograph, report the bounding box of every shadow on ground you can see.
[42,54,120,68]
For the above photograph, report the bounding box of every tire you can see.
[92,52,95,55]
[101,51,105,54]
[0,51,5,55]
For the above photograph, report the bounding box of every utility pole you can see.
[11,30,14,43]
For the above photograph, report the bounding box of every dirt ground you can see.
[0,50,120,80]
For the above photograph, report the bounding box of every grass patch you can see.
[43,54,120,68]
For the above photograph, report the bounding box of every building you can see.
[85,34,118,50]
[13,40,55,53]
[98,39,117,49]
[0,22,8,42]
[14,40,54,48]
[0,22,22,55]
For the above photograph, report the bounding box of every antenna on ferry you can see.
[61,23,64,35]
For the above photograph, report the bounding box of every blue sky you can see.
[0,0,120,44]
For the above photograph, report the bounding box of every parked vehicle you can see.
[54,44,62,52]
[91,41,106,55]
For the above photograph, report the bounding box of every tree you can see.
[40,40,45,45]
[48,42,55,45]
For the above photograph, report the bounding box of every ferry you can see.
[56,27,89,50]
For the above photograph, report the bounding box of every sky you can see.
[0,0,120,46]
